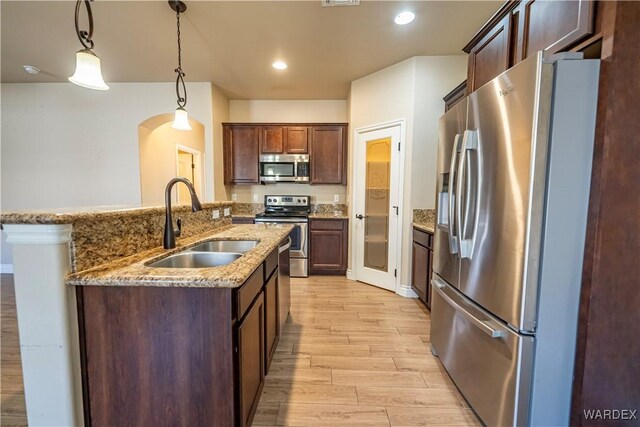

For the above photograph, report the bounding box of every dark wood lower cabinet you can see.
[309,218,348,275]
[76,249,282,427]
[237,292,265,427]
[411,227,434,309]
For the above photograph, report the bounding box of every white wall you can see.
[230,100,347,123]
[228,100,348,204]
[412,56,468,208]
[349,56,467,290]
[212,85,230,200]
[0,82,213,266]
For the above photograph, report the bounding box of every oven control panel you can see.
[265,195,310,207]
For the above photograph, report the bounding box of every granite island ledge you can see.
[67,224,293,288]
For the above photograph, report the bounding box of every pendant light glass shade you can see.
[172,107,192,131]
[68,49,109,90]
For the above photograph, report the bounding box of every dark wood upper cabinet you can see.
[223,125,260,184]
[513,0,595,63]
[260,126,285,154]
[285,126,309,154]
[464,11,514,93]
[223,123,347,186]
[310,125,347,185]
[443,81,467,112]
[462,0,595,93]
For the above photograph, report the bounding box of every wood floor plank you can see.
[270,353,311,369]
[393,357,442,372]
[356,386,464,408]
[264,367,332,385]
[347,334,424,345]
[252,401,280,426]
[332,370,427,388]
[330,325,400,335]
[276,403,390,426]
[369,344,431,358]
[386,406,481,426]
[294,343,371,357]
[279,334,350,346]
[260,384,358,405]
[311,356,397,372]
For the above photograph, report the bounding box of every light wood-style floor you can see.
[1,274,27,427]
[0,274,480,426]
[253,276,480,426]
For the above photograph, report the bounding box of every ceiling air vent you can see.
[321,0,360,6]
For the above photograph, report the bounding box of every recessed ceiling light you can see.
[272,61,288,70]
[23,65,40,75]
[394,11,415,25]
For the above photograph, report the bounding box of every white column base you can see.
[396,283,418,298]
[2,224,84,427]
[346,269,355,280]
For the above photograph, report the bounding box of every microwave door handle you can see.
[447,133,462,254]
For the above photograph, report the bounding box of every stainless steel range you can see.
[254,195,310,277]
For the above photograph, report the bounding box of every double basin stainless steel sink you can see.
[147,240,258,268]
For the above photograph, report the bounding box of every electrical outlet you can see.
[253,194,259,202]
[212,210,220,219]
[334,194,340,203]
[231,193,237,201]
[224,208,231,216]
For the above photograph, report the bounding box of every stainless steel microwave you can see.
[259,154,310,183]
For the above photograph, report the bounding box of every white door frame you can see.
[175,144,205,204]
[350,119,406,294]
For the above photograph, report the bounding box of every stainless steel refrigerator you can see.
[431,52,600,426]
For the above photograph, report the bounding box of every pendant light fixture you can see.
[68,0,109,90]
[170,0,192,131]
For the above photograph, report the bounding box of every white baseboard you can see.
[396,283,418,298]
[346,269,355,280]
[0,264,14,274]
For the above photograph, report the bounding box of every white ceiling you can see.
[1,1,500,99]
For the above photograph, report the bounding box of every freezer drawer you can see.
[431,276,534,427]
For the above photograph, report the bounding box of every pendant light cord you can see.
[74,0,95,49]
[175,8,187,108]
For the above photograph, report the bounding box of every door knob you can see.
[356,214,367,220]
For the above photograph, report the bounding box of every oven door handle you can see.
[254,218,308,224]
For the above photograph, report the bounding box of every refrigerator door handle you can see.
[447,133,462,254]
[457,129,478,259]
[432,278,506,338]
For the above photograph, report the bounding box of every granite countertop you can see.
[413,221,435,234]
[231,213,349,219]
[309,213,349,219]
[0,202,233,225]
[67,224,293,289]
[231,213,259,219]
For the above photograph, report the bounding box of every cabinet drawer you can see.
[237,265,264,320]
[310,219,345,231]
[264,249,278,281]
[413,228,432,249]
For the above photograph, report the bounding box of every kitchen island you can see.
[72,224,292,427]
